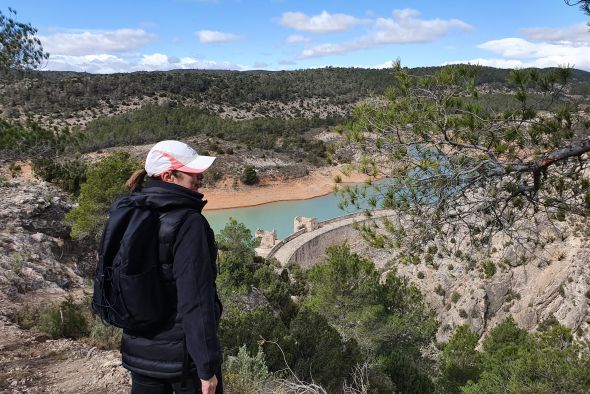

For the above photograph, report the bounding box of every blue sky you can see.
[3,0,589,73]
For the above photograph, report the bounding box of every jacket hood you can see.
[123,179,207,212]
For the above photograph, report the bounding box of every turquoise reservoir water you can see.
[203,192,357,239]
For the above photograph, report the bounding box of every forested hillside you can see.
[2,66,590,124]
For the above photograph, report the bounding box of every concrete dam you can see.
[256,209,396,268]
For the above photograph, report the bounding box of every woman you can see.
[121,140,223,394]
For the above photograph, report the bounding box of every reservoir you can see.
[204,192,357,239]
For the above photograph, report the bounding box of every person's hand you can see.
[201,374,218,394]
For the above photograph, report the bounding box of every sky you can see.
[2,0,590,73]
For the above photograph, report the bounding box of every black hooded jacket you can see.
[120,179,222,380]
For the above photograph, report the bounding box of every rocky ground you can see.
[0,321,128,393]
[0,177,130,393]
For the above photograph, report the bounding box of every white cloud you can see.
[46,54,132,74]
[446,23,590,71]
[140,53,170,66]
[45,52,249,73]
[196,30,243,43]
[40,29,157,56]
[371,9,472,43]
[279,10,361,33]
[297,9,472,59]
[373,60,397,69]
[478,38,539,58]
[286,34,311,44]
[443,58,531,69]
[479,38,590,68]
[520,23,590,45]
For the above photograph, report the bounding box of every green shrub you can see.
[88,316,122,350]
[32,158,87,195]
[224,345,271,394]
[483,261,497,278]
[15,303,44,330]
[451,292,461,303]
[10,251,27,274]
[438,325,481,393]
[203,167,222,186]
[65,152,140,240]
[253,264,296,321]
[0,119,71,159]
[38,296,89,339]
[435,284,446,297]
[8,162,21,176]
[216,219,259,294]
[241,165,259,185]
[286,308,361,393]
[220,306,288,372]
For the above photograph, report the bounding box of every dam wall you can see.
[268,209,395,268]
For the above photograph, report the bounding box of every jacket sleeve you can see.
[172,212,221,380]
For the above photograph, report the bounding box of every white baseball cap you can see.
[145,140,216,177]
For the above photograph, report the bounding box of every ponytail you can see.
[126,169,147,192]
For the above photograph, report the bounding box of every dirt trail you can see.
[0,322,129,393]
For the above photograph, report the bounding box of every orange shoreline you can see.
[202,167,372,211]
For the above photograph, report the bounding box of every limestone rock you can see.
[0,179,86,318]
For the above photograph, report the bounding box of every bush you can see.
[203,167,222,186]
[305,245,438,391]
[483,261,497,278]
[220,306,288,372]
[32,157,87,195]
[435,284,446,297]
[285,308,361,393]
[462,320,590,393]
[0,119,71,160]
[38,296,89,339]
[438,325,481,393]
[15,302,44,330]
[224,345,271,394]
[65,152,140,240]
[216,219,259,294]
[241,165,259,185]
[88,315,122,350]
[253,264,297,321]
[451,292,461,303]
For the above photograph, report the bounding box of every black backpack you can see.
[92,196,172,333]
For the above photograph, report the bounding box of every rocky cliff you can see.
[0,178,87,320]
[350,216,590,342]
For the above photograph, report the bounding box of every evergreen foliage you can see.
[0,7,49,71]
[438,325,481,393]
[285,308,361,392]
[0,119,74,160]
[32,157,87,195]
[224,345,270,394]
[241,165,258,185]
[38,296,89,339]
[79,105,332,166]
[339,62,590,256]
[2,67,589,117]
[65,152,140,240]
[305,244,439,392]
[461,318,590,393]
